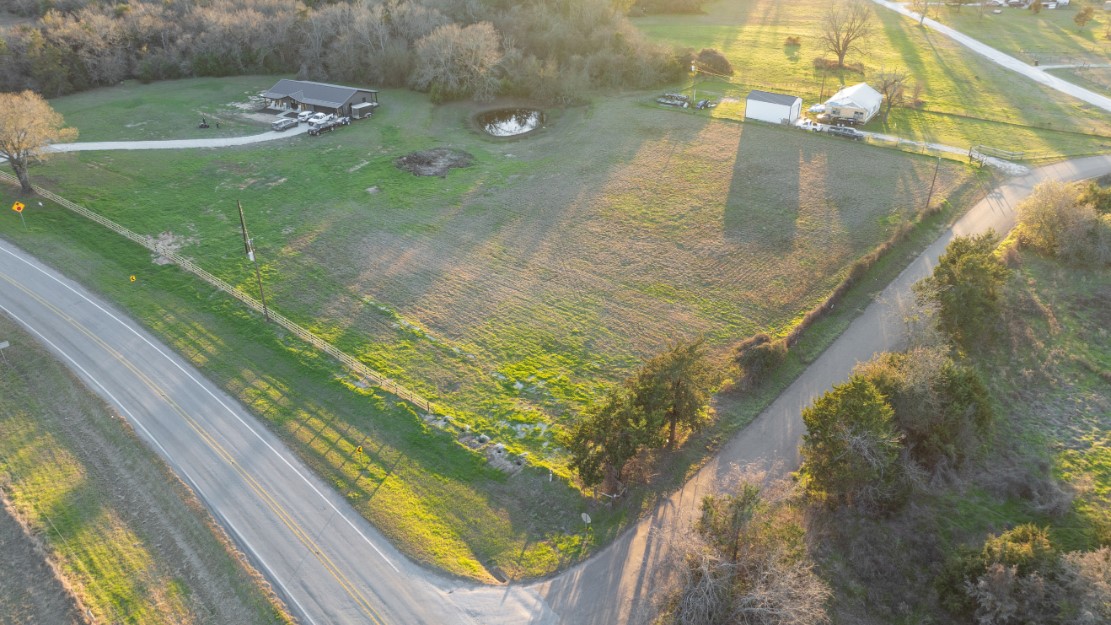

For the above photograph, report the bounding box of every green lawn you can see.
[633,0,1111,157]
[50,76,279,142]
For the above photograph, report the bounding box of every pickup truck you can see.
[307,116,351,136]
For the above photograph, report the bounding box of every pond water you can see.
[476,108,545,137]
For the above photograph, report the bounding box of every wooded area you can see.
[0,0,684,101]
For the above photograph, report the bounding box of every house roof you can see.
[825,83,883,111]
[746,90,802,107]
[262,79,376,109]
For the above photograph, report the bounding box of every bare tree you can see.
[910,0,929,24]
[411,21,502,101]
[874,67,910,123]
[0,91,78,193]
[819,0,873,68]
[1075,6,1096,33]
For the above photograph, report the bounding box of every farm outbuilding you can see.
[262,79,379,117]
[823,83,883,125]
[744,90,803,125]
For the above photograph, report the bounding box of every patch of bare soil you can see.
[0,506,84,625]
[149,231,195,265]
[395,148,474,177]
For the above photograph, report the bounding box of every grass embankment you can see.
[0,315,292,625]
[5,75,981,579]
[634,0,1111,157]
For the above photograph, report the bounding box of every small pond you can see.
[476,108,545,137]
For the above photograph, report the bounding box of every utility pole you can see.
[237,200,270,322]
[924,156,941,213]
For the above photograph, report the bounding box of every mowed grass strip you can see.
[0,315,293,625]
[34,82,973,467]
[633,0,1111,156]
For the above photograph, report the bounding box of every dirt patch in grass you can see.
[395,148,474,177]
[0,505,84,625]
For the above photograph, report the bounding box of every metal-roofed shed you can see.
[745,90,803,125]
[263,79,379,117]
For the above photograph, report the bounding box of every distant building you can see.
[823,83,883,125]
[744,90,803,125]
[262,79,379,118]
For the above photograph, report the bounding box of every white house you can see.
[823,83,883,124]
[745,90,803,125]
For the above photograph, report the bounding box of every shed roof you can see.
[746,90,802,107]
[262,79,377,109]
[825,82,883,111]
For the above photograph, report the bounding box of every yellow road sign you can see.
[130,275,137,282]
[12,202,24,213]
[355,445,364,454]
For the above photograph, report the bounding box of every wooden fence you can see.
[1,171,442,418]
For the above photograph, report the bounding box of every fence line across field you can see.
[0,171,441,418]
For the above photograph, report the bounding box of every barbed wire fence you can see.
[0,171,443,419]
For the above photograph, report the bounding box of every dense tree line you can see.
[0,0,683,102]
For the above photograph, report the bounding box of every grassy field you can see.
[942,2,1111,66]
[1048,65,1111,98]
[633,0,1111,157]
[0,315,291,624]
[50,76,279,142]
[35,81,972,463]
[0,75,984,579]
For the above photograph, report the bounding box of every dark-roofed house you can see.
[744,90,802,125]
[262,79,379,119]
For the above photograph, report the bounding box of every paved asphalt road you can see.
[3,155,1110,625]
[872,0,1111,113]
[0,241,554,625]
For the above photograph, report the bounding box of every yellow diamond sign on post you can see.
[12,202,24,213]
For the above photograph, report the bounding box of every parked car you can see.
[307,112,332,126]
[795,118,824,132]
[296,110,315,122]
[695,99,717,110]
[827,125,865,140]
[271,117,298,131]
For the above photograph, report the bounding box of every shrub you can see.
[784,35,801,46]
[798,376,909,511]
[917,231,1009,349]
[694,48,733,76]
[732,334,788,390]
[654,473,831,625]
[855,349,993,471]
[1018,181,1111,266]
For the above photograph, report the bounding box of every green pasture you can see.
[0,73,988,578]
[942,2,1111,66]
[31,81,971,465]
[633,0,1111,157]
